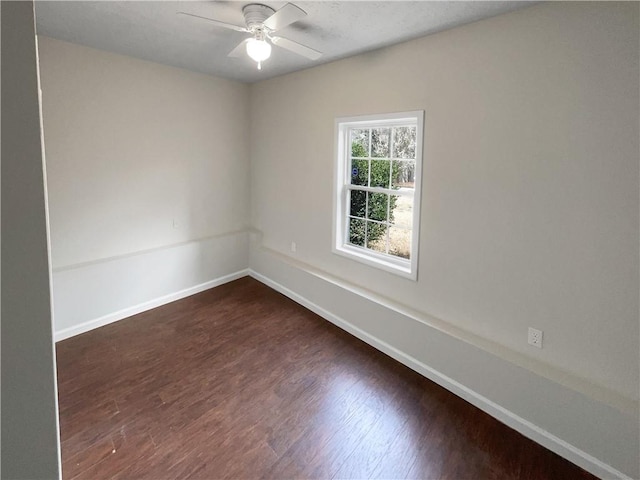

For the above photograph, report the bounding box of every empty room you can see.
[2,1,638,479]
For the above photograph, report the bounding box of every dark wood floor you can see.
[56,277,596,480]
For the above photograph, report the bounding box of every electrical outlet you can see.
[290,241,297,253]
[528,327,543,348]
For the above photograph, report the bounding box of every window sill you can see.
[332,244,417,281]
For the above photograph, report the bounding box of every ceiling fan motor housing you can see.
[242,4,275,32]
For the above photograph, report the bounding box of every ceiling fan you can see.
[178,3,322,70]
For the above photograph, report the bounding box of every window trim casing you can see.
[332,110,424,281]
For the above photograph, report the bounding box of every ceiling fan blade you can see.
[271,36,322,60]
[263,3,307,32]
[228,39,250,58]
[177,12,248,33]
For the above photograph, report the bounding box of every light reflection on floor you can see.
[311,370,428,476]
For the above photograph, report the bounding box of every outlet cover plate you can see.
[528,327,543,348]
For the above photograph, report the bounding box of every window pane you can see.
[350,159,368,186]
[370,160,390,188]
[392,161,415,189]
[348,218,366,247]
[389,227,411,259]
[392,126,416,159]
[390,194,412,228]
[367,226,388,254]
[366,221,387,249]
[349,189,366,218]
[371,128,390,158]
[351,129,369,157]
[367,192,388,222]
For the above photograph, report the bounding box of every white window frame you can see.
[333,110,424,280]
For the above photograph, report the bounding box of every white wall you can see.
[249,2,639,478]
[250,1,639,404]
[39,37,250,268]
[1,2,61,477]
[38,37,251,339]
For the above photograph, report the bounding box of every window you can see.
[333,111,424,280]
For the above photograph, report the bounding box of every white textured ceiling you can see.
[35,1,536,83]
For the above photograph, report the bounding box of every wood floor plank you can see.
[62,432,115,480]
[56,277,597,480]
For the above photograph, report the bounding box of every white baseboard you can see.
[55,269,249,342]
[249,268,633,480]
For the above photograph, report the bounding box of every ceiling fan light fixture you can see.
[179,2,322,71]
[246,37,271,63]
